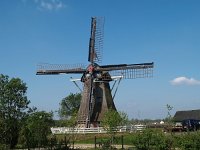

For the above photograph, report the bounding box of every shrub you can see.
[132,129,173,150]
[178,131,200,150]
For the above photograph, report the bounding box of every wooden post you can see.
[121,135,124,149]
[65,136,67,149]
[94,136,97,149]
[50,137,52,150]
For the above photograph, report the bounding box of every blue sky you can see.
[1,0,200,119]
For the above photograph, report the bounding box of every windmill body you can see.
[37,17,154,128]
[77,70,116,127]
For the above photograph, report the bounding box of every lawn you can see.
[54,132,134,145]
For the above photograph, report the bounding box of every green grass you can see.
[54,132,135,145]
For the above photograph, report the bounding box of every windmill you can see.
[36,17,154,128]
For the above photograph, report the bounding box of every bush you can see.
[178,131,200,150]
[0,144,9,150]
[132,129,173,150]
[132,129,200,150]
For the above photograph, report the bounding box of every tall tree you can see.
[0,74,30,148]
[58,93,81,120]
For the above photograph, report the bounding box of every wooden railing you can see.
[51,125,146,134]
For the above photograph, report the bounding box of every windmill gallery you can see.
[36,17,154,128]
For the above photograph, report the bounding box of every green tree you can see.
[0,74,30,148]
[101,109,128,134]
[19,111,54,149]
[58,93,81,120]
[101,109,128,148]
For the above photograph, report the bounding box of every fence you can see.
[51,124,146,134]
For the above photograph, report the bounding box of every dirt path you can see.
[72,143,134,149]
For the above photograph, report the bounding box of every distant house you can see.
[173,109,200,122]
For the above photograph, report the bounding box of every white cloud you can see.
[37,0,66,11]
[170,76,200,86]
[21,0,66,11]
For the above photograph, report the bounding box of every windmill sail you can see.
[98,62,154,79]
[36,63,86,75]
[88,17,104,63]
